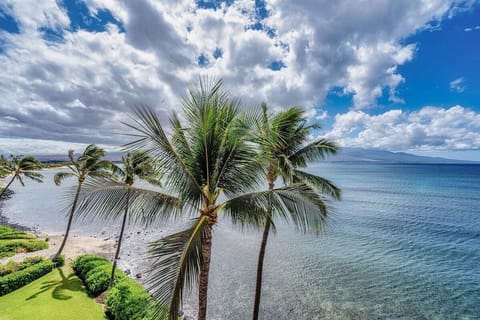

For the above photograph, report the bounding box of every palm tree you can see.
[251,103,341,320]
[52,145,115,259]
[75,79,329,320]
[0,155,43,199]
[108,151,161,287]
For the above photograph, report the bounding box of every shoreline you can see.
[0,230,115,265]
[0,196,115,265]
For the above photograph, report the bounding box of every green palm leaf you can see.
[293,169,341,200]
[75,178,182,226]
[147,217,209,320]
[124,106,203,206]
[22,171,44,183]
[54,172,75,186]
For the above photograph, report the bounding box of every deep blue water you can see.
[1,163,479,319]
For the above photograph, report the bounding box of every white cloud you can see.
[325,105,480,151]
[464,25,480,31]
[0,137,119,156]
[0,0,477,151]
[450,77,466,92]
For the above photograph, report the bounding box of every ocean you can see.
[1,163,479,319]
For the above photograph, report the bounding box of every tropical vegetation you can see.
[73,254,164,320]
[108,151,161,287]
[52,145,116,259]
[0,225,48,258]
[251,103,341,319]
[0,266,106,320]
[0,79,340,319]
[75,79,335,320]
[0,155,43,199]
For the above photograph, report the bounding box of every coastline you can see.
[0,179,115,265]
[0,232,115,265]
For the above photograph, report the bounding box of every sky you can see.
[0,0,479,160]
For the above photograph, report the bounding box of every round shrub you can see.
[52,255,65,267]
[85,264,111,296]
[106,279,151,320]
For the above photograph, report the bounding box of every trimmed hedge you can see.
[0,232,35,240]
[0,260,55,296]
[0,239,48,258]
[72,255,124,296]
[73,254,167,320]
[106,278,151,320]
[0,256,44,276]
[0,226,35,239]
[52,255,65,267]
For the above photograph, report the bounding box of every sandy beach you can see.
[0,232,115,265]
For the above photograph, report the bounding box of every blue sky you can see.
[0,0,479,160]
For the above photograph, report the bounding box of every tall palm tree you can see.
[251,103,341,320]
[108,151,161,287]
[52,145,115,259]
[0,155,43,199]
[75,79,329,320]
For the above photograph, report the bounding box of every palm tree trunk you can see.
[0,175,16,199]
[110,189,130,288]
[54,182,82,259]
[252,182,274,320]
[198,223,213,320]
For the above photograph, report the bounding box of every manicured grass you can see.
[0,267,107,320]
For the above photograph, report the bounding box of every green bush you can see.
[72,254,125,296]
[52,255,65,267]
[0,239,48,257]
[0,260,54,296]
[0,232,35,240]
[72,254,110,279]
[85,264,111,296]
[0,226,35,239]
[0,257,44,276]
[106,277,152,320]
[73,254,167,319]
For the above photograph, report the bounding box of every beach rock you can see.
[125,269,131,275]
[135,273,142,279]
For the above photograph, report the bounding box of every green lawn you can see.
[0,267,106,320]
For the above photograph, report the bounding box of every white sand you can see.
[0,233,115,265]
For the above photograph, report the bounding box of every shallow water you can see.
[1,163,479,319]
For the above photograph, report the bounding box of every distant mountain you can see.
[32,149,477,164]
[326,148,477,163]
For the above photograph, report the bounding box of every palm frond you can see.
[289,139,338,168]
[123,106,202,206]
[75,178,181,227]
[293,169,341,200]
[18,156,42,171]
[23,171,44,183]
[273,183,330,234]
[223,183,331,234]
[54,172,75,186]
[147,217,209,320]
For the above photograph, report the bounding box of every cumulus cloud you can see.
[325,105,480,151]
[0,137,119,156]
[0,0,476,153]
[450,77,466,92]
[464,25,480,31]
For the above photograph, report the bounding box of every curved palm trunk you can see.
[110,189,130,288]
[54,182,82,259]
[0,175,16,199]
[198,223,213,320]
[252,182,274,320]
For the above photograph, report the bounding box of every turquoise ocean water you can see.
[1,163,479,319]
